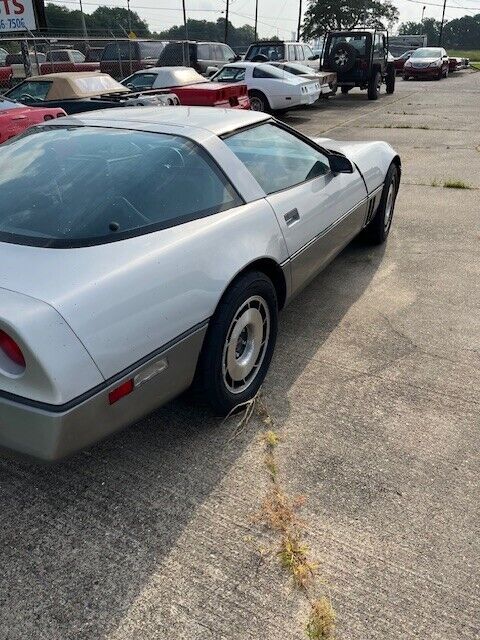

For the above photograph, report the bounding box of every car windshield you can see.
[213,66,246,82]
[245,44,284,61]
[0,126,241,248]
[411,48,442,58]
[7,81,52,102]
[0,97,21,110]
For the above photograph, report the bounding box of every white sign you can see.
[0,0,37,32]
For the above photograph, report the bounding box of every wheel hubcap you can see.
[335,52,347,66]
[384,181,395,231]
[222,296,270,394]
[250,97,263,111]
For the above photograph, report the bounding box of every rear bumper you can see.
[0,324,207,460]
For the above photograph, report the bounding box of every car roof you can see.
[59,105,270,137]
[28,71,108,80]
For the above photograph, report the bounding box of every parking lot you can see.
[1,70,479,640]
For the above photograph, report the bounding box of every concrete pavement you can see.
[1,71,479,640]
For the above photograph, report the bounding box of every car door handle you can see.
[12,115,27,120]
[284,208,300,226]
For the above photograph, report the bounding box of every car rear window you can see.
[0,126,242,248]
[245,44,285,61]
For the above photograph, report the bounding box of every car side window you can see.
[221,45,236,62]
[126,73,155,89]
[304,45,314,59]
[224,123,331,195]
[373,34,383,55]
[72,51,85,63]
[196,43,208,60]
[295,45,305,61]
[252,66,276,78]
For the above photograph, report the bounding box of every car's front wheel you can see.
[361,163,399,245]
[341,86,350,95]
[197,271,278,414]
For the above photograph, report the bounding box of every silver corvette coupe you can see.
[0,107,400,460]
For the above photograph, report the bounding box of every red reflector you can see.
[0,330,26,368]
[108,379,134,405]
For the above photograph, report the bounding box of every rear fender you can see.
[0,288,104,405]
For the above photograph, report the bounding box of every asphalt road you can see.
[1,72,479,640]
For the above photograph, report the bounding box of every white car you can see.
[211,62,321,112]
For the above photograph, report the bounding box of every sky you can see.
[53,0,480,37]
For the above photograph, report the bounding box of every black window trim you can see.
[221,119,335,196]
[0,124,245,249]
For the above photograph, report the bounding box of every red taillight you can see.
[108,379,134,405]
[0,330,26,368]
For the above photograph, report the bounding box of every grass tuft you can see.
[279,534,317,588]
[264,429,280,447]
[443,179,472,189]
[306,597,337,639]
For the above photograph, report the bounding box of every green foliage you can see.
[155,18,258,48]
[45,3,150,36]
[399,14,480,49]
[302,0,399,39]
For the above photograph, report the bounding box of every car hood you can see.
[313,137,398,193]
[409,57,440,64]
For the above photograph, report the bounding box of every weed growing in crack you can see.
[306,597,337,640]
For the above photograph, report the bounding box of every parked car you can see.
[85,47,104,63]
[0,64,12,90]
[0,106,400,460]
[268,61,337,95]
[5,72,179,114]
[211,62,321,112]
[394,49,416,73]
[321,29,396,99]
[6,52,46,84]
[100,40,167,79]
[244,41,319,69]
[121,66,250,109]
[403,47,449,80]
[157,41,239,77]
[0,96,65,143]
[40,49,100,74]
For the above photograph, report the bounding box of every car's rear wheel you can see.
[341,86,350,95]
[361,163,399,245]
[386,65,396,94]
[196,271,278,414]
[368,71,381,100]
[249,90,270,112]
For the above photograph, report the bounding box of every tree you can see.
[443,13,480,48]
[45,3,150,36]
[398,17,441,44]
[302,0,399,38]
[156,18,264,48]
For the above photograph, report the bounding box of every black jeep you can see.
[321,29,395,99]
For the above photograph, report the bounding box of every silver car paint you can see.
[0,107,399,458]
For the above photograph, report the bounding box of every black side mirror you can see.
[309,54,320,60]
[328,152,354,174]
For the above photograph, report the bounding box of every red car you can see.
[0,97,65,144]
[0,65,12,90]
[394,50,416,73]
[403,47,450,80]
[121,66,250,109]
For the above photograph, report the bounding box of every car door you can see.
[223,122,368,294]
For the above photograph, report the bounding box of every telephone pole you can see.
[297,0,303,41]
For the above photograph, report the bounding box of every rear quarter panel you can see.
[0,201,288,380]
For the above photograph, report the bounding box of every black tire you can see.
[196,271,278,414]
[402,74,409,81]
[367,70,381,100]
[443,67,448,79]
[386,64,396,94]
[434,70,442,80]
[341,86,350,95]
[248,89,270,112]
[361,164,399,245]
[328,42,357,73]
